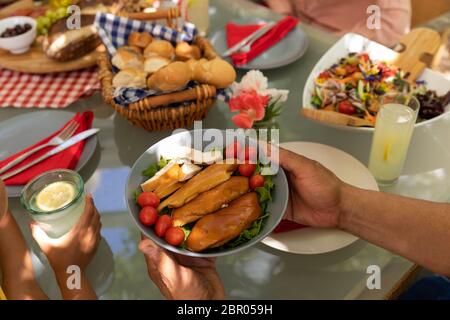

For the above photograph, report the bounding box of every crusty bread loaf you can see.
[144,56,171,74]
[144,40,175,59]
[43,14,101,62]
[147,61,191,91]
[190,58,236,88]
[128,31,153,48]
[175,42,201,61]
[111,46,144,70]
[112,67,147,88]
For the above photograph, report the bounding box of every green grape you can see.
[36,17,45,29]
[55,7,67,19]
[60,0,72,8]
[45,9,56,21]
[49,0,61,9]
[40,16,51,29]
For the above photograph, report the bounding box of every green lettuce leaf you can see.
[142,157,170,178]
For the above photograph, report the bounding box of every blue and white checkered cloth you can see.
[94,13,231,106]
[94,12,198,56]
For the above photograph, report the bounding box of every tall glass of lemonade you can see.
[21,169,86,238]
[368,94,420,186]
[187,0,210,36]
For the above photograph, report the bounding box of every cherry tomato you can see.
[240,146,258,162]
[225,141,242,159]
[139,206,158,226]
[250,174,265,190]
[155,215,172,238]
[137,192,160,208]
[239,163,256,177]
[165,227,185,246]
[319,71,331,79]
[344,65,357,74]
[338,101,356,115]
[360,53,370,62]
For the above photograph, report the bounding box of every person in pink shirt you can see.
[264,0,411,47]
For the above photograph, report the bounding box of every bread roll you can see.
[191,58,236,88]
[112,68,147,88]
[186,58,206,73]
[144,40,175,59]
[111,46,144,70]
[128,31,153,48]
[144,56,171,74]
[175,42,202,61]
[147,61,192,91]
[128,45,142,54]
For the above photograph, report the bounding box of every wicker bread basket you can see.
[98,9,221,131]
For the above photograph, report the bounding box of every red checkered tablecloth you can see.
[0,67,100,108]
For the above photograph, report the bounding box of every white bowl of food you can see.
[302,33,450,132]
[126,130,289,257]
[0,16,36,54]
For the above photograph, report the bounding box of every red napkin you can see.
[273,219,308,234]
[0,111,94,186]
[226,16,299,66]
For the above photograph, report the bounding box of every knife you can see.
[222,21,276,58]
[0,128,100,181]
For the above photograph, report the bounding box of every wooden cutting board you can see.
[0,41,99,74]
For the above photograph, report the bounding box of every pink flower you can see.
[228,91,269,129]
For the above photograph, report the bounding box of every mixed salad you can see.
[133,143,275,253]
[311,52,449,124]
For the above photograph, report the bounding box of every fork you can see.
[0,120,79,175]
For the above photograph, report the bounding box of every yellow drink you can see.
[21,170,85,238]
[187,0,210,36]
[368,96,420,186]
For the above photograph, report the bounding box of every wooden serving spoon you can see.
[302,27,442,128]
[394,28,442,83]
[302,108,374,127]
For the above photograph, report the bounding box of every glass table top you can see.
[2,0,450,300]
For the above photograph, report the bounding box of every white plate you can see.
[302,33,450,132]
[210,20,309,70]
[0,110,98,197]
[262,142,379,254]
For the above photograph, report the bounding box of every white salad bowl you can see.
[302,33,450,132]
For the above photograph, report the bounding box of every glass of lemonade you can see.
[20,169,86,238]
[368,94,420,186]
[187,0,210,36]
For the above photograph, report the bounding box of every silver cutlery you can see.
[222,21,276,58]
[0,120,79,175]
[0,128,100,181]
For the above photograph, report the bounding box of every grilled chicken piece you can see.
[178,162,202,181]
[157,163,237,212]
[154,182,184,199]
[186,192,261,252]
[141,161,181,192]
[172,176,249,226]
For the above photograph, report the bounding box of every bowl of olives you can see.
[0,16,36,54]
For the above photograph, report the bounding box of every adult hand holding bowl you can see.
[0,16,36,54]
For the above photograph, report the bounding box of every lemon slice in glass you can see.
[35,181,76,212]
